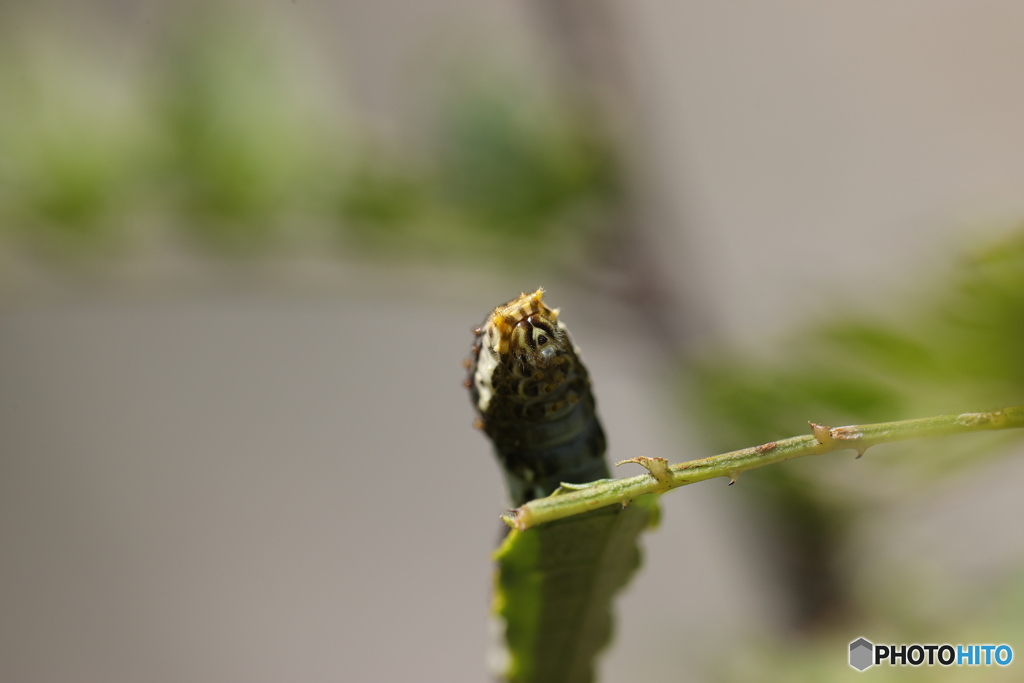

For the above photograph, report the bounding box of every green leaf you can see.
[492,495,659,683]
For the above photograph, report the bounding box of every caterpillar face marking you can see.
[468,288,610,506]
[509,315,562,368]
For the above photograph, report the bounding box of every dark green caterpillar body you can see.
[468,289,610,506]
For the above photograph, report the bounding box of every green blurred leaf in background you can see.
[149,9,343,254]
[691,228,1024,677]
[0,30,157,259]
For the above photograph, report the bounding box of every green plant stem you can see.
[503,407,1024,531]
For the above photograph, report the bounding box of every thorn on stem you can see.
[809,421,834,445]
[501,507,530,531]
[616,456,672,491]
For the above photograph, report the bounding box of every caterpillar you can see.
[467,288,610,506]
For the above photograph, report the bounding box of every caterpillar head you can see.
[483,288,567,373]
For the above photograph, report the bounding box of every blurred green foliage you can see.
[433,78,616,238]
[0,8,615,268]
[338,154,426,235]
[0,38,154,257]
[694,229,1024,463]
[691,230,1024,674]
[150,15,337,252]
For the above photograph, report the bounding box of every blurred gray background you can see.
[3,1,1024,681]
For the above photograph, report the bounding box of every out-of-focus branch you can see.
[523,0,701,349]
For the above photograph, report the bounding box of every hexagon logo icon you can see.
[850,637,874,671]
